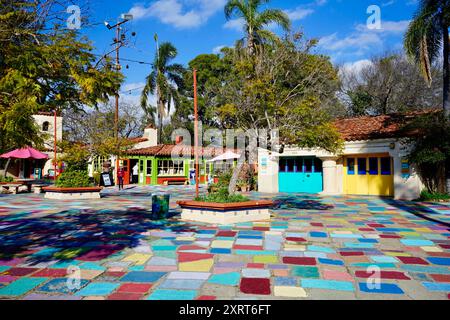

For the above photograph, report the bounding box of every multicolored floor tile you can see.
[0,185,449,299]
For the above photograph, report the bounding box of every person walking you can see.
[117,166,125,191]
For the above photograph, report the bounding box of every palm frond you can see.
[257,9,291,32]
[225,0,246,20]
[404,1,443,85]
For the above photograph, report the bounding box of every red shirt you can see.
[118,169,124,178]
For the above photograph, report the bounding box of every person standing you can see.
[117,166,125,191]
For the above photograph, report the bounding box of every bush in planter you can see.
[55,170,91,188]
[196,187,249,203]
[0,176,13,183]
[419,190,450,202]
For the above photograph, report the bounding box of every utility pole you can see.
[114,25,120,140]
[104,14,133,184]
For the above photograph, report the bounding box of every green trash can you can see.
[151,194,170,220]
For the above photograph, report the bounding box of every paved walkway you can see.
[0,185,449,300]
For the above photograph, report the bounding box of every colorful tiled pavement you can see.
[0,185,450,300]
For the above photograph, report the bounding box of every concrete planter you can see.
[43,187,102,200]
[177,200,273,225]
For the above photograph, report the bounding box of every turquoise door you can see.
[278,157,323,193]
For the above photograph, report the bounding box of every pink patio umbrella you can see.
[1,146,48,179]
[0,146,49,160]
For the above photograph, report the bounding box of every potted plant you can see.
[43,143,102,199]
[237,179,249,192]
[177,172,273,225]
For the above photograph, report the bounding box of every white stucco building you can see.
[258,113,424,200]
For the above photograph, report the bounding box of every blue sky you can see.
[79,0,420,101]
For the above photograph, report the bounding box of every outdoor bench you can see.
[0,184,23,194]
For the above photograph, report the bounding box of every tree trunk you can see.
[228,153,245,195]
[3,158,11,178]
[443,24,450,118]
[443,24,450,193]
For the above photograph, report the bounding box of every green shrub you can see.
[0,176,13,183]
[56,170,91,188]
[419,190,450,202]
[195,187,249,203]
[92,172,101,186]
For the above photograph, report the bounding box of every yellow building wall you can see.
[344,154,394,196]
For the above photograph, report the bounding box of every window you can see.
[314,158,323,173]
[158,159,184,176]
[287,159,295,172]
[380,157,392,175]
[304,158,313,173]
[146,160,152,176]
[139,160,144,173]
[369,157,378,175]
[357,158,367,175]
[42,121,49,132]
[347,158,355,175]
[279,159,287,172]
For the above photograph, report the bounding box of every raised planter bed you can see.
[177,200,273,225]
[42,187,103,200]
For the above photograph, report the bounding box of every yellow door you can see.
[344,155,394,196]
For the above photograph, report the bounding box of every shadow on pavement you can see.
[0,207,188,264]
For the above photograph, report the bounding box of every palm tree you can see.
[141,40,184,143]
[224,0,291,54]
[404,0,450,117]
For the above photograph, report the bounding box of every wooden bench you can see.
[1,184,22,194]
[159,177,188,186]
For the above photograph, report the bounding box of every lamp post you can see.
[104,14,133,183]
[193,69,199,198]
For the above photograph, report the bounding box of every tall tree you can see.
[404,0,450,117]
[0,0,123,154]
[340,53,442,116]
[224,0,291,53]
[140,41,184,143]
[216,34,342,193]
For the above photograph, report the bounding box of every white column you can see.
[320,156,339,195]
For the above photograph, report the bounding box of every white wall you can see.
[32,114,63,150]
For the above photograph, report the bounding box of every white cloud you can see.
[318,19,410,61]
[284,8,314,21]
[223,18,245,32]
[340,59,373,75]
[355,20,410,34]
[128,0,226,29]
[319,32,382,52]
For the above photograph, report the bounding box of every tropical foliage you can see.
[224,0,291,53]
[0,1,123,154]
[404,0,450,116]
[55,169,91,188]
[403,111,450,193]
[141,40,184,142]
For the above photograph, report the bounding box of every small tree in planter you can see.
[44,142,100,199]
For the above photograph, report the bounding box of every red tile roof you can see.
[127,137,148,144]
[333,110,436,141]
[127,144,237,158]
